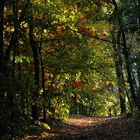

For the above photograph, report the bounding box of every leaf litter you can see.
[23,115,140,140]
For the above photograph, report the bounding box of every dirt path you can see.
[24,115,140,140]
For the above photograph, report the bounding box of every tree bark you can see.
[112,32,126,114]
[12,0,18,78]
[137,57,140,103]
[121,32,138,108]
[5,2,25,67]
[0,1,4,72]
[29,13,40,122]
[136,0,140,108]
[39,46,46,122]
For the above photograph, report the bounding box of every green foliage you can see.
[1,0,140,138]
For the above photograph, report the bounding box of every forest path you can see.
[24,115,140,140]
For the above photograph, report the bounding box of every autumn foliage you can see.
[77,22,108,39]
[70,80,84,89]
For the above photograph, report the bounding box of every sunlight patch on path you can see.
[67,115,119,127]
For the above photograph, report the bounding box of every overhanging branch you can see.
[70,28,125,46]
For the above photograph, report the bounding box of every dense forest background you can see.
[0,0,140,139]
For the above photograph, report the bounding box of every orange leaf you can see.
[98,33,108,39]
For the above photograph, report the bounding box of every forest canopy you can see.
[0,0,140,139]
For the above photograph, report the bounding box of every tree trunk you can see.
[12,0,18,78]
[0,1,4,72]
[29,16,40,122]
[39,47,46,122]
[18,62,21,79]
[126,91,133,113]
[111,31,126,114]
[112,0,139,110]
[121,32,138,108]
[114,48,126,114]
[137,52,140,106]
[10,1,19,138]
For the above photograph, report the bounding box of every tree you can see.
[111,0,140,110]
[0,0,4,72]
[1,0,140,139]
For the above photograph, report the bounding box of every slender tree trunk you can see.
[10,1,19,138]
[12,49,16,77]
[8,0,19,75]
[136,0,140,108]
[39,47,46,122]
[111,31,126,114]
[121,32,138,108]
[38,0,47,122]
[114,49,126,114]
[12,0,18,78]
[126,91,133,113]
[0,1,4,73]
[29,23,40,96]
[137,59,140,104]
[29,13,40,122]
[18,62,21,79]
[29,27,40,121]
[5,1,25,71]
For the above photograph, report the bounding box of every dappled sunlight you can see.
[67,115,119,127]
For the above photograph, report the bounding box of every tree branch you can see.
[70,28,125,45]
